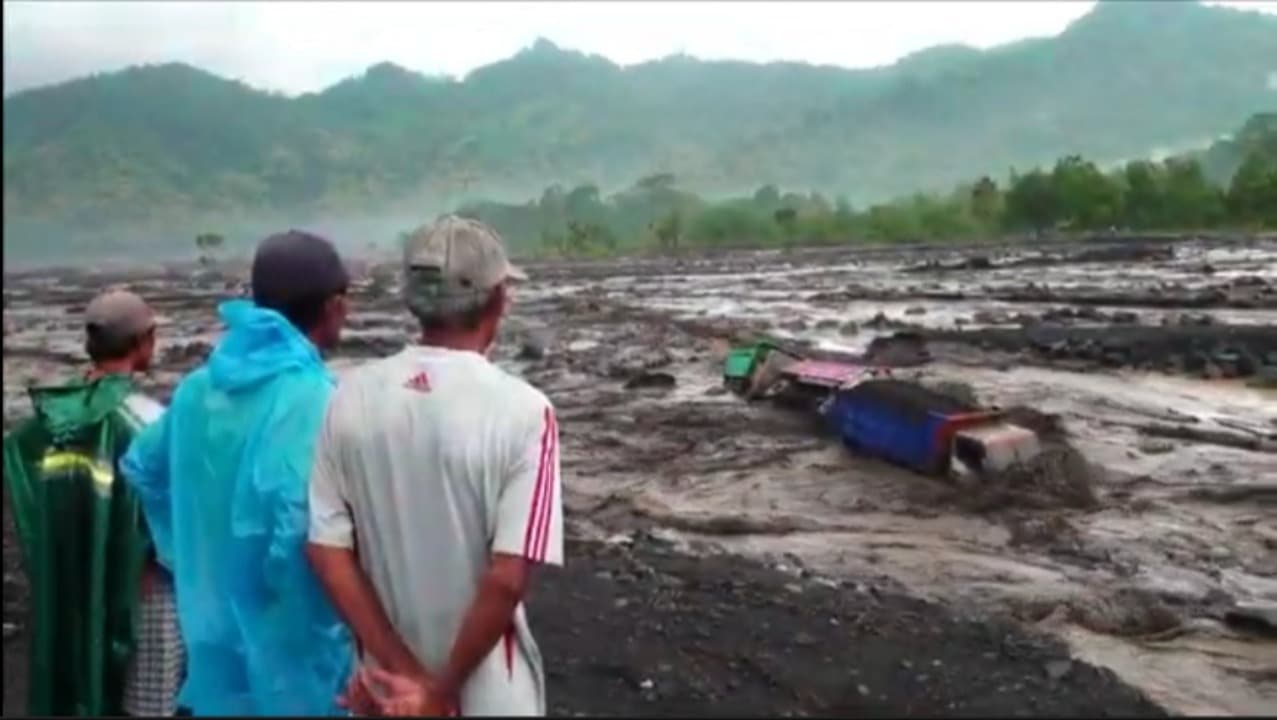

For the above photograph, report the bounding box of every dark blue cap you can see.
[250,230,350,310]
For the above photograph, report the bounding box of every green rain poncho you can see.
[2,374,151,716]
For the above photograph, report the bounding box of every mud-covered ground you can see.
[4,236,1276,716]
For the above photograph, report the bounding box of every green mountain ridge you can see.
[3,0,1275,262]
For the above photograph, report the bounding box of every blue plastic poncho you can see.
[121,300,353,716]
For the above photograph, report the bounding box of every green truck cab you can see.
[723,341,802,395]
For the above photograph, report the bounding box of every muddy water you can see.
[532,241,1276,715]
[4,238,1275,715]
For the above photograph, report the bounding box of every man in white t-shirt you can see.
[306,216,562,717]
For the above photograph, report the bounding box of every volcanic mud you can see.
[5,235,1275,715]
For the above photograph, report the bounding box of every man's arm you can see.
[305,398,426,679]
[306,544,427,679]
[434,402,564,702]
[433,554,532,700]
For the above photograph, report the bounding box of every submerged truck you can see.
[722,340,1042,478]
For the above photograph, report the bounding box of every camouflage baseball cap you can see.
[401,215,526,318]
[84,288,155,342]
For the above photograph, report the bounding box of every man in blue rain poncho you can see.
[121,231,355,715]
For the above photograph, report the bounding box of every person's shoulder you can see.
[138,366,209,420]
[119,391,165,428]
[485,364,554,417]
[331,353,409,395]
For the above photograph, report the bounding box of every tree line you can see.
[450,140,1275,258]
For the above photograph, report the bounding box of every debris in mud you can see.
[1006,515,1078,548]
[903,241,1175,275]
[607,346,674,379]
[160,340,211,368]
[926,380,980,408]
[624,372,677,391]
[925,324,1277,379]
[1137,423,1276,454]
[957,443,1100,512]
[1224,602,1277,638]
[1137,439,1175,455]
[517,333,549,360]
[1184,484,1277,507]
[863,332,931,367]
[1001,406,1068,440]
[1067,587,1184,638]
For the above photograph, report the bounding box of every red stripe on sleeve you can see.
[522,406,554,558]
[534,411,559,562]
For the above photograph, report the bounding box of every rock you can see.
[624,372,677,391]
[1224,601,1277,637]
[517,335,547,360]
[607,346,673,378]
[1178,313,1215,327]
[905,306,927,316]
[779,319,807,332]
[973,310,1009,325]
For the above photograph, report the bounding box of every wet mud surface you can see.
[5,236,1276,716]
[532,533,1162,718]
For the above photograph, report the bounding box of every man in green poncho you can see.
[3,288,185,716]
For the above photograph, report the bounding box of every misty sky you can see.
[3,1,1274,97]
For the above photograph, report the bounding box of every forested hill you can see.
[3,0,1276,262]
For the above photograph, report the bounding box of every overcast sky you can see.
[3,1,1274,97]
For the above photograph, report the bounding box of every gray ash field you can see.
[4,236,1275,716]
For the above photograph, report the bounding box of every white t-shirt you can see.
[308,345,563,716]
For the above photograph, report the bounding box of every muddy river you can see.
[4,236,1275,715]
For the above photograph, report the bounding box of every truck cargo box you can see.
[822,379,1000,475]
[781,360,876,389]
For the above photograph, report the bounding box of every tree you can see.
[970,176,1001,227]
[195,232,224,252]
[564,220,618,256]
[1003,169,1058,232]
[753,185,781,207]
[1160,157,1225,228]
[195,232,225,265]
[1050,155,1123,229]
[652,210,682,252]
[773,207,797,228]
[1120,160,1165,229]
[1227,151,1277,227]
[565,184,602,219]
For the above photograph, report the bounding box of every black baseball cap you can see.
[250,230,350,310]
